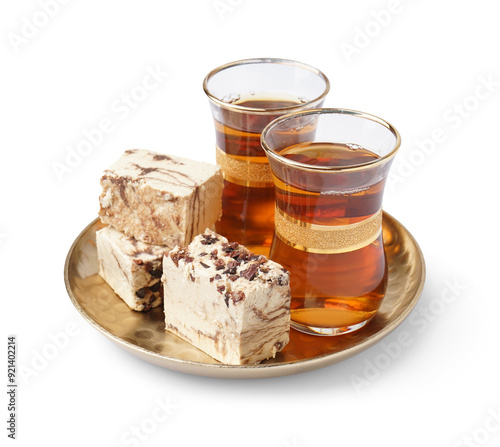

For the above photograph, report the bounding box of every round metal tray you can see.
[64,212,425,378]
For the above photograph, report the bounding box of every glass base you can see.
[291,316,374,336]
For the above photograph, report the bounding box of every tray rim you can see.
[64,211,426,379]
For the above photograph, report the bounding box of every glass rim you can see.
[202,58,330,114]
[261,108,401,173]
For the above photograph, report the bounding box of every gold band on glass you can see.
[274,208,383,254]
[216,146,273,188]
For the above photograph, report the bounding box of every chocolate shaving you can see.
[249,254,267,264]
[235,251,249,261]
[135,288,147,298]
[200,234,219,245]
[222,242,239,253]
[217,285,225,294]
[214,274,222,280]
[133,259,144,265]
[240,263,259,281]
[214,259,225,270]
[199,252,207,257]
[229,275,239,282]
[223,290,244,307]
[184,256,194,263]
[229,250,244,259]
[150,281,161,293]
[277,275,288,286]
[170,249,187,267]
[150,268,162,278]
[199,262,210,269]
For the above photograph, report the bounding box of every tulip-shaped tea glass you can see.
[261,109,401,335]
[203,58,330,255]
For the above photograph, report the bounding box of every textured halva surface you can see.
[162,229,291,365]
[98,149,223,246]
[96,226,170,311]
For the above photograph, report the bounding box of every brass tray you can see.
[64,212,425,379]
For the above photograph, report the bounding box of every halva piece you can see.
[162,229,291,365]
[96,226,170,311]
[99,149,223,246]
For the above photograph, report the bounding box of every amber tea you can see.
[270,142,387,332]
[214,98,306,254]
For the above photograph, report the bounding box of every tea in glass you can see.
[203,59,330,255]
[261,109,401,335]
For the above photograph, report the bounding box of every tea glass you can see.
[261,108,401,335]
[203,58,330,255]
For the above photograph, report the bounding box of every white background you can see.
[1,1,499,446]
